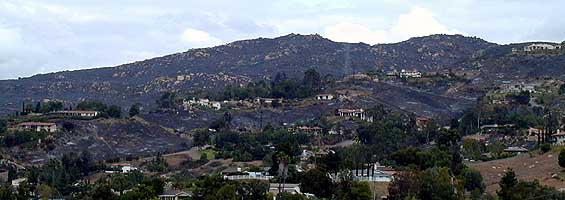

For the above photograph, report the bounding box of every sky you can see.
[0,0,564,80]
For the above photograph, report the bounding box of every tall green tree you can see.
[106,105,121,118]
[299,168,334,198]
[0,119,6,133]
[559,149,565,168]
[461,168,485,193]
[497,168,518,200]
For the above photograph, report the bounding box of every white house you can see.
[336,108,374,122]
[315,94,335,100]
[183,98,221,110]
[269,183,302,197]
[524,43,562,52]
[552,132,565,145]
[17,122,58,132]
[50,110,100,117]
[11,178,27,189]
[158,190,191,200]
[399,69,422,78]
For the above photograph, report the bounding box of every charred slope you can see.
[0,33,561,115]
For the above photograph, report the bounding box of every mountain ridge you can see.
[1,33,564,116]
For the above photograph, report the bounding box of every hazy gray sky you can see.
[0,0,563,79]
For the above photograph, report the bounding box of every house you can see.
[294,126,323,135]
[499,82,537,93]
[11,178,27,189]
[336,108,373,122]
[158,190,192,200]
[183,98,221,110]
[254,98,283,106]
[299,150,315,161]
[523,43,562,52]
[329,163,395,183]
[416,117,431,130]
[17,122,58,132]
[552,132,565,145]
[399,69,422,78]
[479,124,515,133]
[105,163,139,174]
[224,171,274,181]
[491,99,509,105]
[50,110,100,117]
[315,94,334,100]
[268,183,302,197]
[504,147,529,154]
[528,127,542,136]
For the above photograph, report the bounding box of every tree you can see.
[559,149,565,168]
[76,100,108,111]
[299,168,334,198]
[239,180,269,200]
[277,192,307,200]
[0,119,6,133]
[461,168,484,193]
[110,174,131,195]
[0,185,15,200]
[129,103,141,117]
[418,168,458,200]
[301,68,321,96]
[90,182,116,200]
[157,92,177,108]
[106,105,121,118]
[193,130,211,147]
[388,171,420,200]
[497,168,518,200]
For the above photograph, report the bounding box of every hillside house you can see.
[254,97,283,106]
[11,178,27,189]
[223,168,274,181]
[336,108,374,122]
[523,43,563,52]
[499,82,537,93]
[399,69,422,78]
[292,126,323,135]
[315,94,335,100]
[50,110,100,117]
[183,98,221,110]
[17,122,58,132]
[416,117,431,130]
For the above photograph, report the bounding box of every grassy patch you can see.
[199,149,217,160]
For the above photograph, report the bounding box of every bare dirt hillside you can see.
[468,150,565,194]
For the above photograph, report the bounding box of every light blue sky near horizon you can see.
[0,0,563,80]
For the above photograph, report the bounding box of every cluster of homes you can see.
[216,162,395,200]
[182,98,222,110]
[182,97,289,111]
[497,81,537,94]
[336,108,374,123]
[12,110,101,133]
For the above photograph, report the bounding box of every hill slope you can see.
[0,34,563,116]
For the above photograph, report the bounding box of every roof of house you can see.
[297,126,322,131]
[337,108,363,113]
[159,190,192,197]
[18,122,56,126]
[552,132,565,137]
[52,110,99,114]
